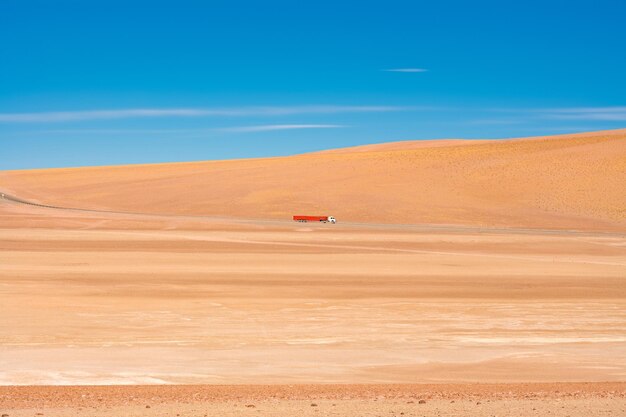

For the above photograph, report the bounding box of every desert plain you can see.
[1,129,625,415]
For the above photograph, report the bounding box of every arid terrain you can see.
[2,383,625,417]
[1,129,625,415]
[2,129,625,231]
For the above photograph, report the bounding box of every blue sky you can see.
[1,0,625,170]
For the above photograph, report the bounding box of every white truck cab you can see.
[328,216,336,224]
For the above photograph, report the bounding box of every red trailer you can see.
[293,215,336,224]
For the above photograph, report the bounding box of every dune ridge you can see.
[1,129,625,231]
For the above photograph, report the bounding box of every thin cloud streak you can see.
[542,106,626,121]
[383,68,428,73]
[6,125,345,137]
[220,124,344,133]
[468,119,524,125]
[11,128,215,135]
[492,106,626,121]
[0,106,409,123]
[546,106,626,113]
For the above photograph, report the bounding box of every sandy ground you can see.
[1,202,625,385]
[1,383,625,417]
[1,130,625,415]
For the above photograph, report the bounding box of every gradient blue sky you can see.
[2,0,625,169]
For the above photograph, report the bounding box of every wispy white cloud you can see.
[6,125,345,138]
[0,109,210,123]
[8,128,216,136]
[383,68,428,73]
[468,118,524,125]
[479,106,626,125]
[457,106,624,134]
[0,105,408,123]
[492,106,626,120]
[541,106,626,121]
[220,124,344,133]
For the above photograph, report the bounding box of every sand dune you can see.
[0,129,625,391]
[1,129,625,231]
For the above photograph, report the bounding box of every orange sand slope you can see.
[1,129,625,231]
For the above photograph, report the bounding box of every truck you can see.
[293,215,336,224]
